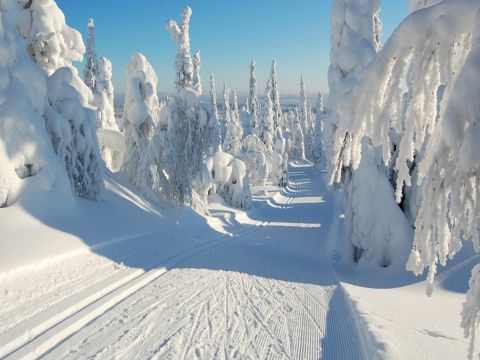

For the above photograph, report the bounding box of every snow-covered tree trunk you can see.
[83,19,97,93]
[270,60,282,131]
[166,6,193,92]
[192,50,202,94]
[248,60,259,137]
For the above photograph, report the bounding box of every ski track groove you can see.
[1,165,368,360]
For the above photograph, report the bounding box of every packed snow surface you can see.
[0,164,477,359]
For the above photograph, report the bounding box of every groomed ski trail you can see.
[0,164,365,360]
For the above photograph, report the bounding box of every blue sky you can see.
[56,1,408,97]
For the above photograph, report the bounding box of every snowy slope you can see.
[0,164,476,359]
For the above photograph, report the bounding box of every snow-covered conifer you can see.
[248,60,259,136]
[83,19,97,93]
[14,0,104,200]
[224,90,243,156]
[209,73,221,151]
[313,92,326,166]
[221,83,231,148]
[95,57,117,130]
[166,6,193,92]
[122,53,159,183]
[270,60,282,131]
[299,75,313,160]
[192,50,202,94]
[259,79,274,152]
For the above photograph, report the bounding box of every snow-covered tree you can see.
[259,79,274,152]
[0,2,60,207]
[209,73,221,151]
[270,60,282,131]
[327,0,480,349]
[16,0,104,201]
[221,83,231,148]
[192,50,202,94]
[272,128,288,187]
[299,75,314,160]
[248,60,259,136]
[83,19,97,93]
[224,90,243,156]
[166,6,193,92]
[313,92,326,166]
[289,112,305,161]
[45,67,104,200]
[95,57,117,130]
[122,53,159,184]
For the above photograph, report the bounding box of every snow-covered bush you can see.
[83,19,97,93]
[239,135,271,186]
[205,152,252,209]
[122,53,160,183]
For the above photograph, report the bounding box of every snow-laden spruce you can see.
[270,61,282,131]
[313,93,326,166]
[95,57,117,130]
[221,83,231,147]
[288,92,305,161]
[122,53,160,184]
[83,19,97,93]
[166,6,193,91]
[298,75,314,161]
[259,79,275,152]
[209,73,222,150]
[0,3,58,207]
[248,60,259,137]
[1,0,103,204]
[325,0,410,269]
[326,0,480,349]
[224,90,243,156]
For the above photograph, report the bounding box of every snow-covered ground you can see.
[0,164,477,359]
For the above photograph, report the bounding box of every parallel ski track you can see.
[0,179,299,360]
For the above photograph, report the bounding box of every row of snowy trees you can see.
[325,0,480,354]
